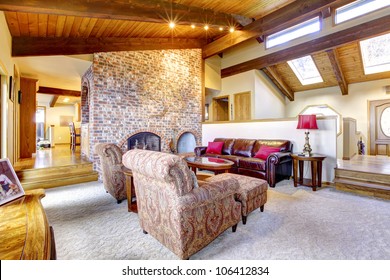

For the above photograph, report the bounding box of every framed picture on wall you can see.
[0,158,25,206]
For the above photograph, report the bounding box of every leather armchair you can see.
[94,143,127,203]
[122,149,241,259]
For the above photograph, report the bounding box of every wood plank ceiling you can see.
[1,0,390,101]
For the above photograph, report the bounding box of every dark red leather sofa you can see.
[194,138,293,188]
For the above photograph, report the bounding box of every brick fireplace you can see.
[81,49,203,174]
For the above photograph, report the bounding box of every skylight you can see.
[266,17,320,49]
[335,0,390,24]
[287,56,323,85]
[360,33,390,75]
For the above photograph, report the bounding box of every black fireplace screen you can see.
[127,132,161,151]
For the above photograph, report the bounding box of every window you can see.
[266,17,320,48]
[335,0,390,24]
[360,33,390,75]
[300,105,341,135]
[287,55,323,85]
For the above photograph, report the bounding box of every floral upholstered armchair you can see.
[94,143,127,203]
[122,149,242,260]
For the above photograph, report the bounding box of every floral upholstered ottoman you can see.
[204,173,268,224]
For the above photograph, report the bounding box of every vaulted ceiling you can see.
[1,0,390,102]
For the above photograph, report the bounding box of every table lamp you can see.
[297,114,318,156]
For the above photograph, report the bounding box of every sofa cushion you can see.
[254,145,281,160]
[238,157,266,171]
[218,155,240,167]
[252,140,291,156]
[214,138,235,155]
[232,139,256,157]
[206,141,224,155]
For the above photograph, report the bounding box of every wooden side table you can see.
[121,166,137,213]
[291,153,326,191]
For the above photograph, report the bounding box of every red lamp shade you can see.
[297,115,318,130]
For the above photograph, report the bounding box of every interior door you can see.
[234,91,251,121]
[369,99,390,156]
[212,96,229,121]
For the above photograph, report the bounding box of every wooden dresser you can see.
[0,189,56,260]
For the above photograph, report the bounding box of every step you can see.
[16,163,94,181]
[334,168,390,185]
[334,177,390,200]
[21,172,99,190]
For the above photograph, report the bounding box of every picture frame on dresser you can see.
[0,158,25,206]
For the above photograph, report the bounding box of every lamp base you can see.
[302,131,312,156]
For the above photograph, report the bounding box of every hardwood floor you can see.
[14,144,98,190]
[14,144,90,171]
[335,155,390,199]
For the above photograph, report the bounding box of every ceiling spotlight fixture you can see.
[204,25,209,31]
[63,98,70,103]
[169,22,175,29]
[191,24,196,29]
[229,27,235,33]
[219,27,224,31]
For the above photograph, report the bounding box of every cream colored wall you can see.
[285,79,390,157]
[0,12,17,163]
[217,70,285,120]
[205,55,221,91]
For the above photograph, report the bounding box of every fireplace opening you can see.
[127,132,161,151]
[177,132,196,153]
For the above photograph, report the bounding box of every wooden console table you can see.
[291,154,326,191]
[0,189,56,260]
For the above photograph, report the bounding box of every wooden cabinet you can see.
[20,77,38,158]
[0,189,56,260]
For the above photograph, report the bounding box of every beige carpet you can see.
[41,180,390,260]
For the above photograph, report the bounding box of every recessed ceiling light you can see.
[219,27,224,31]
[63,98,70,103]
[169,22,175,29]
[191,24,196,29]
[229,27,235,33]
[204,25,209,31]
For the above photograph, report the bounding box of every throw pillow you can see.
[254,145,281,160]
[190,171,199,189]
[205,141,224,155]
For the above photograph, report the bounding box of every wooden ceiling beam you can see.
[12,37,204,56]
[49,96,59,108]
[221,15,390,78]
[0,0,243,28]
[262,66,294,101]
[326,49,348,95]
[202,0,342,58]
[38,87,81,97]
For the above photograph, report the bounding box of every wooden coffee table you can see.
[185,157,234,174]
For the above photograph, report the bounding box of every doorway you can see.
[369,99,390,156]
[212,96,229,121]
[36,106,46,141]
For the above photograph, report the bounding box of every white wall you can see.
[218,70,286,120]
[285,79,390,157]
[202,117,337,183]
